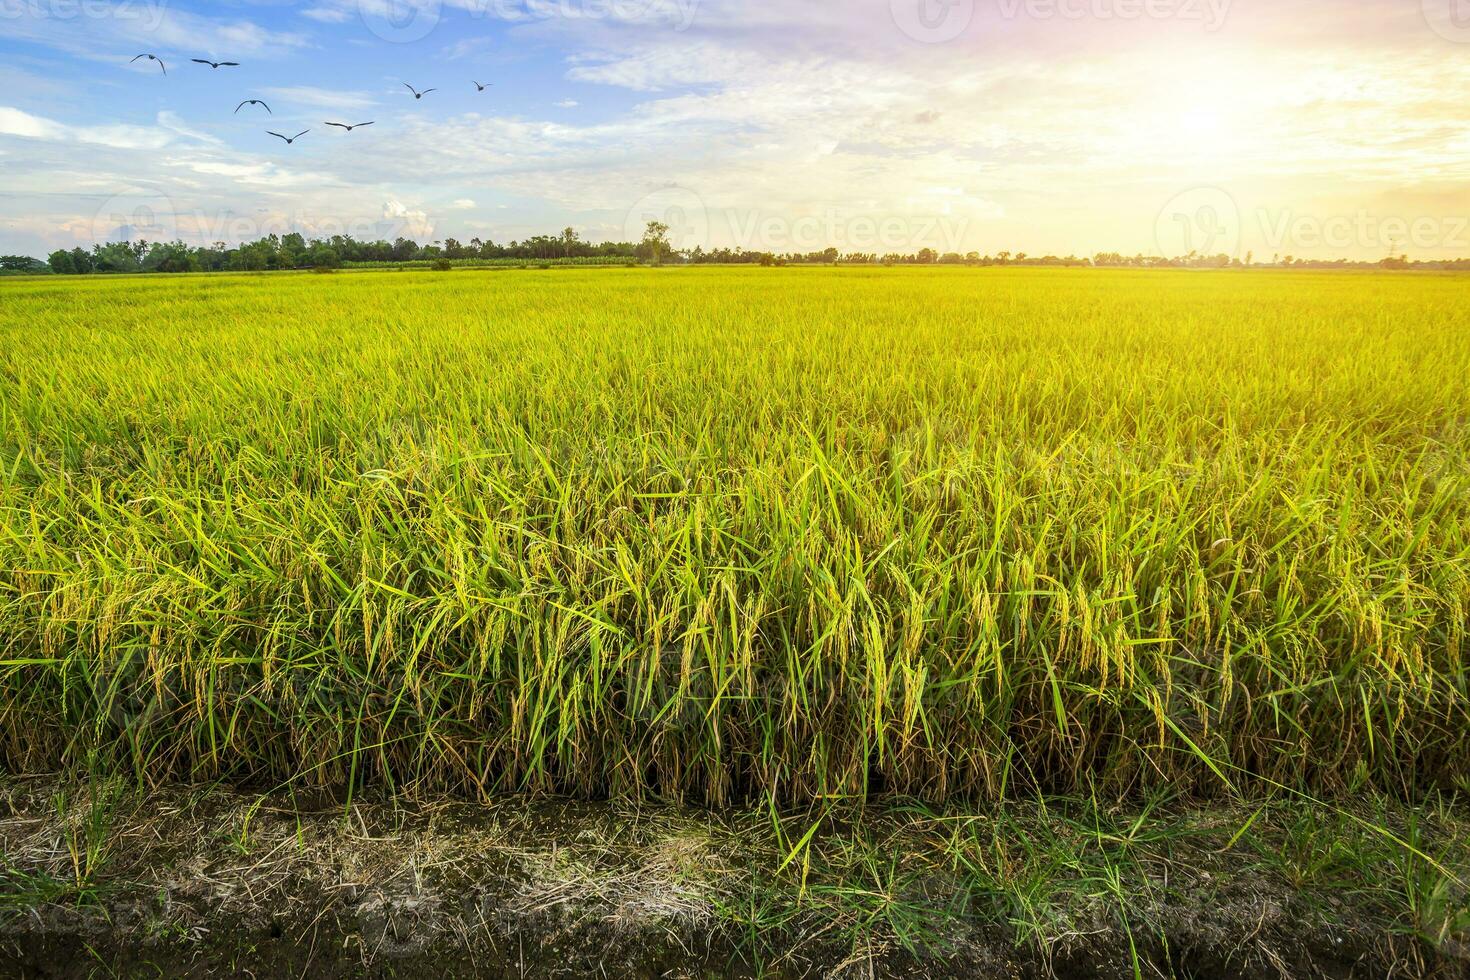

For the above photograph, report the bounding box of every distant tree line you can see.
[8,227,1469,276]
[1088,250,1470,271]
[34,227,646,276]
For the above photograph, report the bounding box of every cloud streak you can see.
[260,87,381,112]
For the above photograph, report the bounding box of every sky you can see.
[1,0,1467,260]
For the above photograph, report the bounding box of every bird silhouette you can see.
[267,130,310,145]
[235,100,272,114]
[130,54,166,75]
[473,80,492,91]
[404,83,437,100]
[192,59,239,69]
[325,121,375,132]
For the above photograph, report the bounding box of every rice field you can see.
[2,266,1468,806]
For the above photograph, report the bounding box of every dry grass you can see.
[1,778,1465,976]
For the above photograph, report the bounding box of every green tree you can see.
[91,242,142,273]
[281,232,307,265]
[307,243,341,270]
[144,241,199,273]
[388,237,417,262]
[638,221,671,265]
[229,244,268,272]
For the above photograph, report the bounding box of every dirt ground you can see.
[1,778,1466,979]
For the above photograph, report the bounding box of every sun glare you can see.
[1124,63,1265,177]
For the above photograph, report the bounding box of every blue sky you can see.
[2,0,1468,259]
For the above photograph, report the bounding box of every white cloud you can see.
[157,112,223,147]
[0,3,308,63]
[260,87,379,112]
[0,108,66,142]
[0,106,207,151]
[302,7,354,24]
[443,36,498,61]
[566,43,767,92]
[553,100,579,108]
[382,199,434,238]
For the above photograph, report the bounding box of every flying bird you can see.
[267,130,310,145]
[473,80,492,91]
[192,59,239,69]
[404,83,437,100]
[235,99,272,114]
[325,121,375,132]
[130,54,166,75]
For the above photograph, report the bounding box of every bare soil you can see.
[1,779,1465,979]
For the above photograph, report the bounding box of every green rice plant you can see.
[0,266,1467,807]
